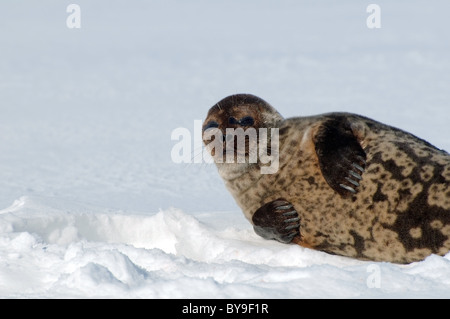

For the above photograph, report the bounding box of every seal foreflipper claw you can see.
[339,184,356,193]
[282,210,298,217]
[277,204,293,210]
[349,170,362,180]
[252,198,301,244]
[284,217,300,223]
[352,163,365,173]
[314,117,367,197]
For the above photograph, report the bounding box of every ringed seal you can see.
[202,93,450,263]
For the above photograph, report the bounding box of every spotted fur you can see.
[204,94,450,263]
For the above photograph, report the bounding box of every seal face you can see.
[203,93,450,264]
[203,94,284,179]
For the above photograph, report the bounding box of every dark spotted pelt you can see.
[203,94,450,263]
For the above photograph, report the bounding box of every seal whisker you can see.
[191,146,206,163]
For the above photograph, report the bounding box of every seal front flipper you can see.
[314,117,367,197]
[252,198,300,244]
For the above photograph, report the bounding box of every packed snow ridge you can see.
[1,196,450,298]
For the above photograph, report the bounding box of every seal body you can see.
[203,94,450,263]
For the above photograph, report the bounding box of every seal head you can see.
[202,94,283,179]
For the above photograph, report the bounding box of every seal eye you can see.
[203,121,219,131]
[239,116,254,126]
[228,117,239,125]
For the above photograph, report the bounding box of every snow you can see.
[1,0,450,298]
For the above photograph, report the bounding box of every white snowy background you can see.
[1,0,449,298]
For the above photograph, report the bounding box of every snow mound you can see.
[1,196,450,298]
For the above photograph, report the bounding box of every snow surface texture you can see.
[1,1,449,298]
